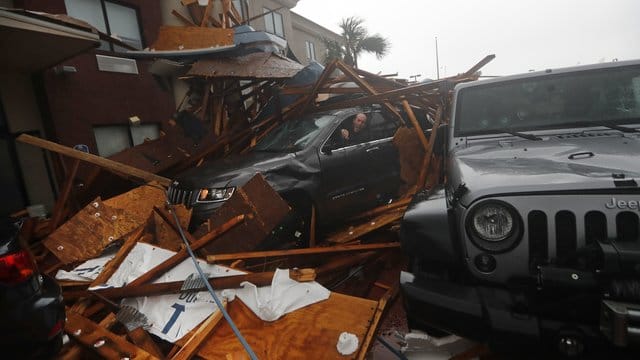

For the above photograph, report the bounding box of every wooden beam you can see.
[17,134,171,187]
[206,242,401,263]
[356,281,399,359]
[124,208,246,287]
[90,226,146,287]
[347,197,412,222]
[417,106,443,189]
[463,54,496,77]
[65,270,295,301]
[335,60,405,125]
[49,158,80,231]
[65,311,158,359]
[172,9,197,27]
[200,0,213,27]
[171,300,228,360]
[401,99,430,152]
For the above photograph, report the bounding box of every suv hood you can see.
[450,133,640,206]
[174,150,319,192]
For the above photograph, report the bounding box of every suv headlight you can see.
[466,200,522,253]
[196,187,235,203]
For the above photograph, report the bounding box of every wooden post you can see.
[401,99,430,152]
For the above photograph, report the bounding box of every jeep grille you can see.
[527,209,639,270]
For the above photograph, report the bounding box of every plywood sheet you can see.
[196,292,378,359]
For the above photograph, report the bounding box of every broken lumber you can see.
[125,210,246,287]
[17,134,171,187]
[171,300,228,360]
[65,311,158,359]
[206,242,401,263]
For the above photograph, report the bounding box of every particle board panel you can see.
[151,26,234,51]
[196,292,378,359]
[44,198,138,264]
[202,174,290,255]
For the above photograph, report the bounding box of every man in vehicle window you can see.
[340,112,368,144]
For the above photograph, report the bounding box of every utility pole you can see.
[435,36,440,80]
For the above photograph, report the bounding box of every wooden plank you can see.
[124,210,246,287]
[128,327,165,359]
[347,198,411,222]
[356,282,400,359]
[90,226,146,287]
[66,271,279,301]
[195,293,378,359]
[49,159,80,231]
[207,243,401,263]
[326,209,406,244]
[103,182,172,229]
[401,100,430,151]
[60,312,118,360]
[65,311,158,360]
[335,60,405,125]
[151,26,234,51]
[200,0,213,27]
[171,300,228,360]
[171,9,197,27]
[417,106,442,189]
[17,134,171,187]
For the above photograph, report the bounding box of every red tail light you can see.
[0,249,37,285]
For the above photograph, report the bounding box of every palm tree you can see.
[337,17,389,68]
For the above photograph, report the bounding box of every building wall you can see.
[289,11,341,65]
[20,0,175,153]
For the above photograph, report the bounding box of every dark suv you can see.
[0,219,65,358]
[168,106,403,236]
[400,59,640,355]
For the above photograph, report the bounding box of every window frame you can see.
[262,7,285,38]
[93,123,160,157]
[64,0,144,52]
[305,40,316,61]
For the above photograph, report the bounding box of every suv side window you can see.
[368,112,398,140]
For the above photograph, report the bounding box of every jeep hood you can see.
[450,134,640,206]
[174,151,320,192]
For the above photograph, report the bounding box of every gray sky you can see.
[292,0,640,80]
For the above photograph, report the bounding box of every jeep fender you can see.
[400,186,459,266]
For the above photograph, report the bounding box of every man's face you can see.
[353,114,366,133]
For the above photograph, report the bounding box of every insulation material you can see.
[187,52,304,79]
[102,242,245,343]
[235,268,330,321]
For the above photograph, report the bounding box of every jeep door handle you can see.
[568,151,594,160]
[365,146,380,153]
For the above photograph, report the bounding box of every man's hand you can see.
[341,128,350,140]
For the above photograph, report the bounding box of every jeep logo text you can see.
[605,197,640,210]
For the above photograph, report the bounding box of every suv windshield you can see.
[254,113,336,152]
[455,65,640,137]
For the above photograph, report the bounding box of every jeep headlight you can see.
[196,187,235,203]
[466,201,521,252]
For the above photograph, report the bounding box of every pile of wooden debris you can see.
[14,43,495,357]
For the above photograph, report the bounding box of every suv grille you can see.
[167,186,197,207]
[528,209,639,269]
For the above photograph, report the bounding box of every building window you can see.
[64,0,143,51]
[305,41,316,61]
[93,123,159,157]
[263,8,284,38]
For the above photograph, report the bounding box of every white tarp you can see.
[235,268,330,321]
[101,242,245,342]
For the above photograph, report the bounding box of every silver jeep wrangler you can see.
[400,59,640,355]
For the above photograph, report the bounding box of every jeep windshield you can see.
[253,113,336,152]
[454,64,640,137]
